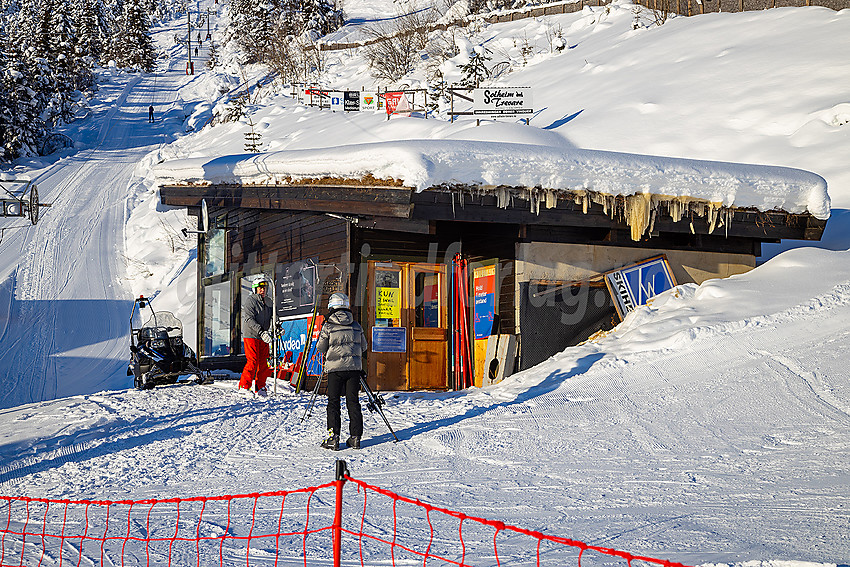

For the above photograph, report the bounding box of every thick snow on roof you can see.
[152,139,830,219]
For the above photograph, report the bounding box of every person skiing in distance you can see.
[240,276,273,396]
[148,105,154,123]
[316,292,366,450]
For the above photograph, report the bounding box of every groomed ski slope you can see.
[0,1,849,564]
[0,19,198,409]
[0,248,849,564]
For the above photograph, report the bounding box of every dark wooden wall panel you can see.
[225,209,349,271]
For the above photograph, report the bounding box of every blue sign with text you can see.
[604,256,677,319]
[371,327,407,353]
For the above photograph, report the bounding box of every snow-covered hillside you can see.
[1,0,849,564]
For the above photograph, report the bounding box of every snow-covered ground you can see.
[1,0,849,564]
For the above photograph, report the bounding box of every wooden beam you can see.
[160,184,414,218]
[161,184,826,242]
[410,192,826,241]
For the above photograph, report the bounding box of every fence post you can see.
[333,460,349,567]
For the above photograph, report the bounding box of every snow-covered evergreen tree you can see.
[300,0,342,37]
[73,0,107,70]
[241,0,279,63]
[459,46,490,88]
[45,0,79,125]
[108,0,154,71]
[1,41,49,159]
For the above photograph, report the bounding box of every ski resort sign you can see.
[473,87,533,118]
[603,255,677,320]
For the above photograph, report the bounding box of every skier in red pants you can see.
[240,276,273,396]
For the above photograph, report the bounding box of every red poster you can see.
[384,92,404,115]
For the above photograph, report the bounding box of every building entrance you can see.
[366,261,448,391]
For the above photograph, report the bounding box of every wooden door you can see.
[407,264,448,390]
[367,262,407,391]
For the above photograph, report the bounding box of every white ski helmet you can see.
[328,292,349,310]
[252,276,270,291]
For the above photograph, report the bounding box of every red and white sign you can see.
[384,92,410,117]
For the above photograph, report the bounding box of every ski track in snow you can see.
[1,281,848,563]
[0,9,848,566]
[0,55,182,410]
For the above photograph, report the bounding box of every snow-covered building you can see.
[155,140,829,390]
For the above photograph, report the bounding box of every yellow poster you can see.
[376,287,401,320]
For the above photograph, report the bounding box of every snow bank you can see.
[152,139,830,218]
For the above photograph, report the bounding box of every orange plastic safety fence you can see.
[0,483,336,567]
[343,475,694,567]
[0,475,692,567]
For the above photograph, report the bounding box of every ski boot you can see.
[321,430,339,451]
[346,436,361,450]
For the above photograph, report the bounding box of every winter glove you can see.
[260,331,272,344]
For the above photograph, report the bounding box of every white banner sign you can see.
[360,91,382,112]
[473,87,533,117]
[329,91,345,112]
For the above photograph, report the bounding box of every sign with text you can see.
[371,326,407,353]
[344,91,360,111]
[360,92,380,112]
[277,314,324,375]
[277,316,310,356]
[329,91,344,112]
[276,261,317,318]
[383,91,410,116]
[376,287,401,320]
[473,264,496,339]
[473,87,533,117]
[603,255,677,320]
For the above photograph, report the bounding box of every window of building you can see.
[203,280,231,357]
[204,217,226,278]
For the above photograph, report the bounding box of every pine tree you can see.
[459,47,490,89]
[1,41,49,159]
[47,0,79,125]
[73,0,106,70]
[242,0,279,63]
[300,0,343,37]
[109,0,154,71]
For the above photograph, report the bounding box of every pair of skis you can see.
[293,296,320,394]
[301,371,399,443]
[452,254,473,390]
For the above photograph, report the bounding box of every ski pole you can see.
[272,274,278,396]
[359,374,399,442]
[301,370,324,422]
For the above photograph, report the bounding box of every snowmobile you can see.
[128,295,211,390]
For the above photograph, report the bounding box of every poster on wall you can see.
[375,267,401,327]
[204,280,231,356]
[603,255,677,320]
[473,264,496,339]
[420,274,439,327]
[277,314,325,375]
[372,327,406,353]
[276,261,317,318]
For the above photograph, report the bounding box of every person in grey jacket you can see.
[240,276,273,394]
[316,292,367,450]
